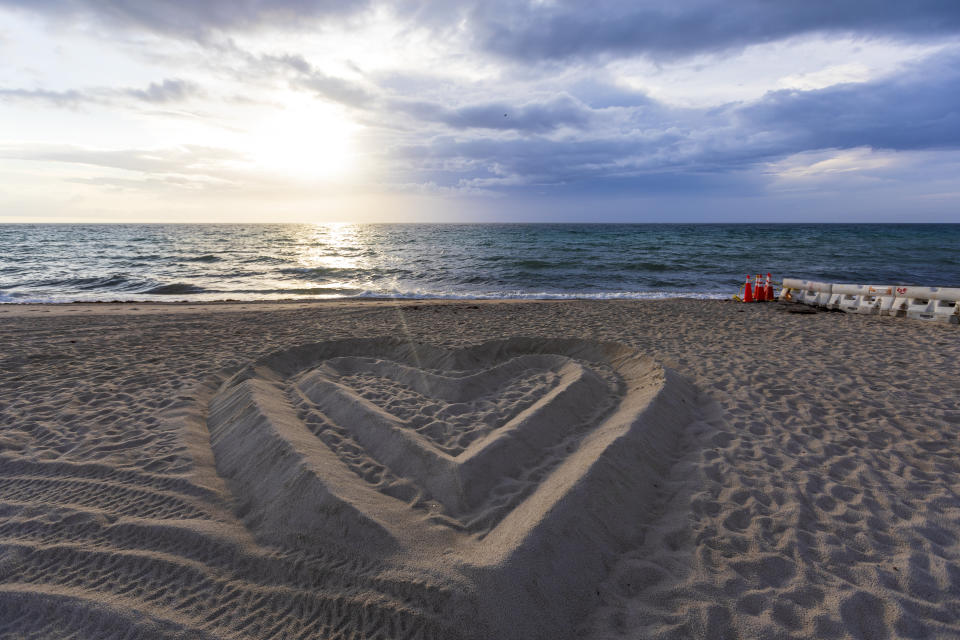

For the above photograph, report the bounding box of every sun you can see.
[246,97,358,181]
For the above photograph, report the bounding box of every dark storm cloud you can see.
[0,78,200,107]
[472,0,960,62]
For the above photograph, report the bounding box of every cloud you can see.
[3,0,959,217]
[7,0,958,58]
[390,133,690,194]
[0,78,200,107]
[0,143,242,175]
[7,48,959,203]
[0,87,85,107]
[295,71,374,107]
[393,93,592,132]
[765,147,899,182]
[471,0,960,62]
[123,78,197,103]
[380,48,960,196]
[219,47,374,107]
[0,0,371,38]
[741,50,960,151]
[566,78,656,109]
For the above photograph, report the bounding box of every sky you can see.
[1,1,959,222]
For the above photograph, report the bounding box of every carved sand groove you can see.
[0,503,461,639]
[0,475,216,520]
[1,542,456,639]
[0,456,222,499]
[206,337,703,640]
[0,585,224,640]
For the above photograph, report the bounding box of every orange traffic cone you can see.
[755,274,763,302]
[743,275,754,303]
[765,273,774,301]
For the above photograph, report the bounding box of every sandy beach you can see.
[1,298,958,639]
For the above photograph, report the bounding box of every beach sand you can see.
[0,299,957,639]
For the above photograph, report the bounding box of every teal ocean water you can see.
[1,224,958,303]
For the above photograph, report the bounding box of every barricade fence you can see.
[778,280,960,324]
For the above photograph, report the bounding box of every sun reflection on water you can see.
[274,223,378,296]
[294,222,367,271]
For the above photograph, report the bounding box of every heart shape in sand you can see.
[291,353,618,522]
[206,337,701,640]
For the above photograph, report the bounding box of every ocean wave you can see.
[510,259,571,269]
[32,274,144,291]
[278,267,336,276]
[619,261,672,272]
[81,274,137,290]
[278,266,364,280]
[282,288,365,296]
[182,254,222,263]
[142,283,208,295]
[227,287,365,296]
[242,255,288,265]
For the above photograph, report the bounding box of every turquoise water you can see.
[1,223,958,303]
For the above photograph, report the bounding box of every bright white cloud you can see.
[767,147,899,180]
[778,63,873,91]
[611,36,951,107]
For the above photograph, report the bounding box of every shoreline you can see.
[0,297,579,318]
[0,296,741,318]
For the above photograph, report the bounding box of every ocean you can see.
[1,223,958,303]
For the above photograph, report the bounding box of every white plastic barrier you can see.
[892,286,938,321]
[830,284,864,313]
[779,278,807,302]
[780,277,958,324]
[889,286,909,317]
[818,282,834,307]
[827,284,896,314]
[932,287,960,324]
[871,285,898,316]
[802,281,832,307]
[857,284,895,315]
[826,286,846,309]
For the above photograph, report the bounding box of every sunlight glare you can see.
[246,97,358,181]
